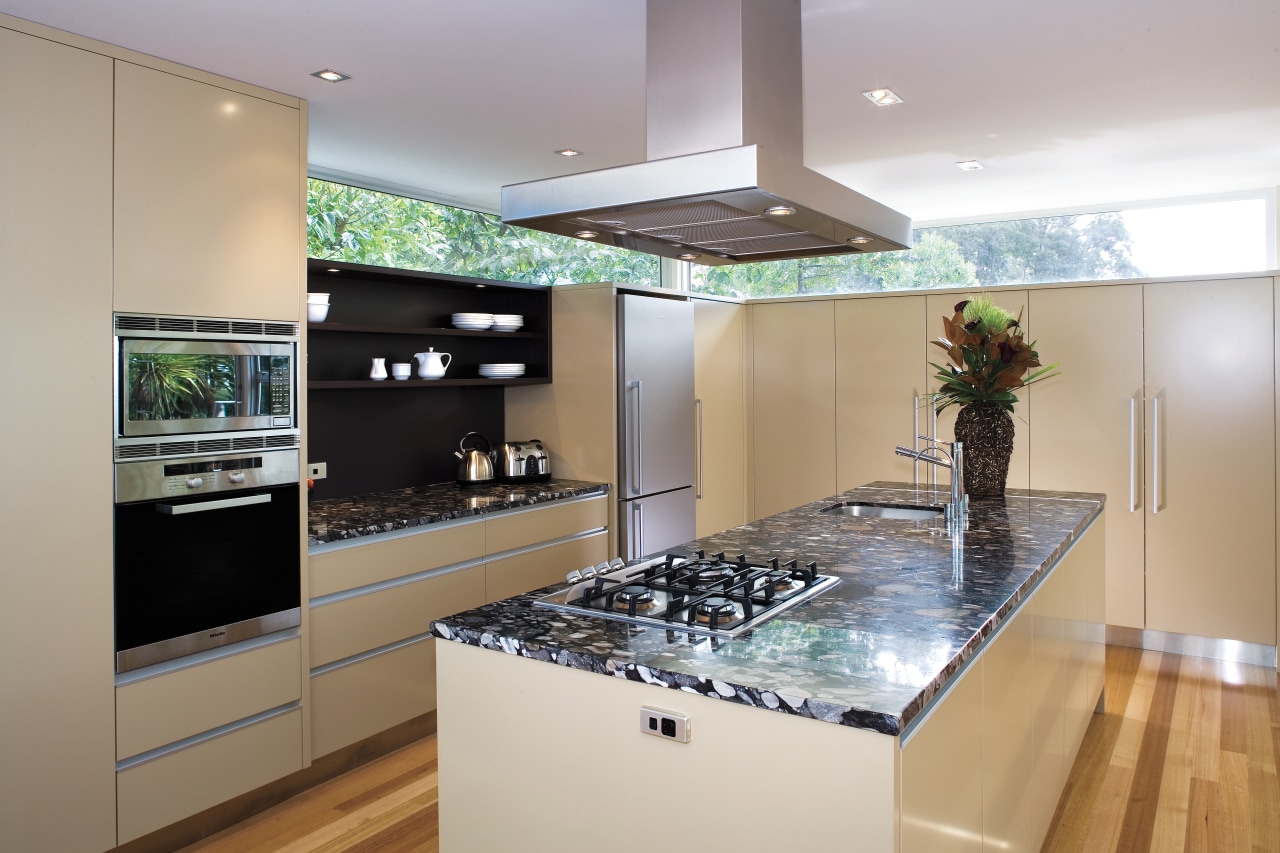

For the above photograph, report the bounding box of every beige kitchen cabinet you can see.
[693,298,748,536]
[117,706,302,844]
[748,300,837,518]
[924,290,1031,492]
[0,25,117,853]
[114,60,304,321]
[1143,278,1275,646]
[1029,285,1145,628]
[308,495,609,759]
[834,294,928,491]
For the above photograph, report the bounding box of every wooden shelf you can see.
[308,322,533,338]
[309,377,548,390]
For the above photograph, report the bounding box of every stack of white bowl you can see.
[307,292,330,323]
[452,312,493,330]
[478,363,526,379]
[491,314,524,332]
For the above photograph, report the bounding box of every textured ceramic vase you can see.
[954,402,1015,496]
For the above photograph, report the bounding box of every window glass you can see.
[690,197,1270,298]
[306,179,660,287]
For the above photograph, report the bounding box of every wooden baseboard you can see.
[109,711,437,853]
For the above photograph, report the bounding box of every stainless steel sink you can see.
[821,502,943,521]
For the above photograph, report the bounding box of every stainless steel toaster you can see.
[498,440,551,484]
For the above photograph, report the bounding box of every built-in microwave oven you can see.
[114,313,299,460]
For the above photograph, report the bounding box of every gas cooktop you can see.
[534,551,838,638]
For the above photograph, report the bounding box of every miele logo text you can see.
[209,630,226,638]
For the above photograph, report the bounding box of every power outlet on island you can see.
[308,462,327,480]
[640,707,690,743]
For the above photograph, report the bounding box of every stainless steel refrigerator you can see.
[615,293,696,560]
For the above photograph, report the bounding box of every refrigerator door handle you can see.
[695,398,704,500]
[632,501,644,558]
[628,380,643,495]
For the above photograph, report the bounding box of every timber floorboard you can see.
[179,645,1278,852]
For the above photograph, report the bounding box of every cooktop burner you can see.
[534,550,839,638]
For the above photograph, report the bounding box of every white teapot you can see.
[414,348,452,380]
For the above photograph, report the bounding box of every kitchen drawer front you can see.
[310,637,437,759]
[310,519,485,598]
[310,564,485,667]
[116,636,301,760]
[485,530,608,602]
[117,706,302,844]
[485,495,607,555]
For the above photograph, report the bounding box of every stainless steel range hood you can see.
[501,0,912,266]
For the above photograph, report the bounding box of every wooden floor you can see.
[181,645,1278,853]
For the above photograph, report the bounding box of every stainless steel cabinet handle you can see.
[629,379,643,495]
[695,398,704,500]
[1129,395,1137,512]
[1152,395,1162,514]
[157,493,271,515]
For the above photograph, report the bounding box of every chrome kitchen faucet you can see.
[894,441,968,534]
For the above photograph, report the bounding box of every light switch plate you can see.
[308,462,327,480]
[640,707,690,743]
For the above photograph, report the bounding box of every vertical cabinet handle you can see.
[1129,395,1137,512]
[1151,395,1162,514]
[632,501,644,558]
[695,398,704,500]
[628,380,643,495]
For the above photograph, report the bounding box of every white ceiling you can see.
[4,0,1279,224]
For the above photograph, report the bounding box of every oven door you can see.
[114,481,300,672]
[118,338,295,437]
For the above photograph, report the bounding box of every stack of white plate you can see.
[491,314,524,332]
[452,312,493,330]
[478,363,526,378]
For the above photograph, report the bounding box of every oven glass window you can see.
[124,353,290,423]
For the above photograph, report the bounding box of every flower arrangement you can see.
[929,296,1057,413]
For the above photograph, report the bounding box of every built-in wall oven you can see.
[113,313,302,673]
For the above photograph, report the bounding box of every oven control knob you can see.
[186,477,204,489]
[227,472,246,485]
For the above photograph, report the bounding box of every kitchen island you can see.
[432,482,1105,852]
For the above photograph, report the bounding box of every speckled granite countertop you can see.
[431,482,1104,736]
[308,478,610,546]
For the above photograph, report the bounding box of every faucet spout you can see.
[893,442,967,533]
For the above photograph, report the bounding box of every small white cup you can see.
[390,362,412,380]
[307,292,330,304]
[307,303,330,323]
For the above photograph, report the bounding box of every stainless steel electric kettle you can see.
[454,432,495,486]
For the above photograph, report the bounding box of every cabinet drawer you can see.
[310,637,437,758]
[485,531,608,602]
[310,519,485,597]
[310,564,485,667]
[116,636,301,760]
[485,496,607,555]
[117,706,302,844]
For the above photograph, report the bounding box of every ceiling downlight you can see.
[311,69,351,83]
[862,88,903,106]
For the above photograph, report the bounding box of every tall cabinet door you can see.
[0,27,117,852]
[1029,285,1145,629]
[114,61,303,320]
[835,294,926,492]
[749,300,836,519]
[693,299,747,537]
[1144,278,1275,646]
[925,291,1031,491]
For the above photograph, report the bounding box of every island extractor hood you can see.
[501,0,912,266]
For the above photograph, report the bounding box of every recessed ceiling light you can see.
[595,220,625,227]
[764,205,796,216]
[862,88,902,106]
[574,230,599,239]
[677,253,700,261]
[311,69,351,83]
[847,236,872,245]
[475,284,486,288]
[955,160,985,171]
[326,268,340,273]
[555,149,582,157]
